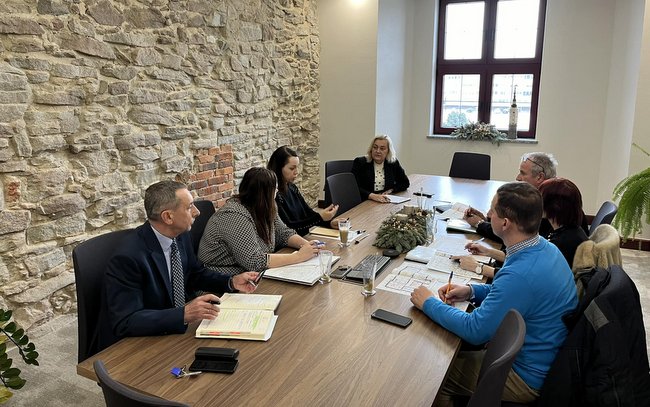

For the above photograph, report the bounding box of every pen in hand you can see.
[445,270,454,304]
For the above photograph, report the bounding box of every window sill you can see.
[427,134,538,144]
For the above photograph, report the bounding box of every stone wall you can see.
[0,0,320,330]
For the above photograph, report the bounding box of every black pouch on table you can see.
[188,347,239,374]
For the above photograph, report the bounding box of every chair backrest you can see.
[324,160,355,206]
[191,200,216,255]
[326,172,362,214]
[73,229,133,363]
[589,200,617,235]
[467,309,526,407]
[94,360,189,407]
[449,152,491,180]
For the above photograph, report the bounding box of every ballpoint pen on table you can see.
[354,234,369,244]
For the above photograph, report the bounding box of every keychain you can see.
[170,365,202,378]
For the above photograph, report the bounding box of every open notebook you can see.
[264,256,340,285]
[195,293,282,341]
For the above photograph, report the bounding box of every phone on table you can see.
[371,309,413,328]
[330,265,351,279]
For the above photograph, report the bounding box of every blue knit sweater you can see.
[422,237,578,390]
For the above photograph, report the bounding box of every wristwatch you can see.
[475,263,483,275]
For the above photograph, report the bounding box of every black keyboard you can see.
[345,254,391,281]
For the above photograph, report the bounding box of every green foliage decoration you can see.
[451,121,508,146]
[374,209,431,253]
[0,309,39,404]
[445,111,470,128]
[612,143,650,238]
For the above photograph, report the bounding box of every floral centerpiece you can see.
[374,208,432,253]
[451,121,508,146]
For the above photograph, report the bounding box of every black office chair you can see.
[324,160,354,206]
[326,172,362,215]
[449,152,491,180]
[73,229,133,363]
[589,200,617,235]
[94,360,189,407]
[466,309,526,407]
[191,200,216,255]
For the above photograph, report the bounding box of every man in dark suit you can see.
[98,180,258,350]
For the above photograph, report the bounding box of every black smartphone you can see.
[371,309,412,328]
[330,265,351,279]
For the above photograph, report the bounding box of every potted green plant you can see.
[451,121,508,146]
[0,308,39,403]
[612,143,650,238]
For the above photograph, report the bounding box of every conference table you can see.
[77,174,506,406]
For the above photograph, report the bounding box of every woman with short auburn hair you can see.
[538,177,588,267]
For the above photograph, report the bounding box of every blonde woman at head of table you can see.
[351,134,410,204]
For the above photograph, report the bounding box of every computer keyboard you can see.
[345,254,391,281]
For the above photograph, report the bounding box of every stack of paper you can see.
[437,202,470,220]
[376,262,470,310]
[446,218,477,233]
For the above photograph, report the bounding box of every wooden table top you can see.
[77,174,505,406]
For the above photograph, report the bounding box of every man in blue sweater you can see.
[411,182,577,406]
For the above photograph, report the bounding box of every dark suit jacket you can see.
[351,156,410,200]
[97,223,231,351]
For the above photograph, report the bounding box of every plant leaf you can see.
[6,376,26,390]
[11,328,24,341]
[0,358,12,370]
[2,367,21,378]
[0,386,13,403]
[0,310,12,322]
[4,322,16,334]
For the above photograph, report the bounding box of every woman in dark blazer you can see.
[351,134,410,202]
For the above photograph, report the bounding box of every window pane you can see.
[444,2,485,60]
[490,74,533,131]
[494,0,539,59]
[441,74,480,128]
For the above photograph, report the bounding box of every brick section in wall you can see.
[189,145,235,208]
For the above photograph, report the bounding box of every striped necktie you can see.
[170,239,185,308]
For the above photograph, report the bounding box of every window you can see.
[433,0,546,138]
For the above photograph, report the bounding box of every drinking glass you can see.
[319,250,334,284]
[425,214,436,245]
[338,219,351,247]
[362,262,377,297]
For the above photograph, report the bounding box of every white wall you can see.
[596,0,645,209]
[630,1,650,237]
[319,0,650,236]
[375,0,414,159]
[317,0,379,178]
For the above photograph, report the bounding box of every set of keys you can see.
[170,365,202,379]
